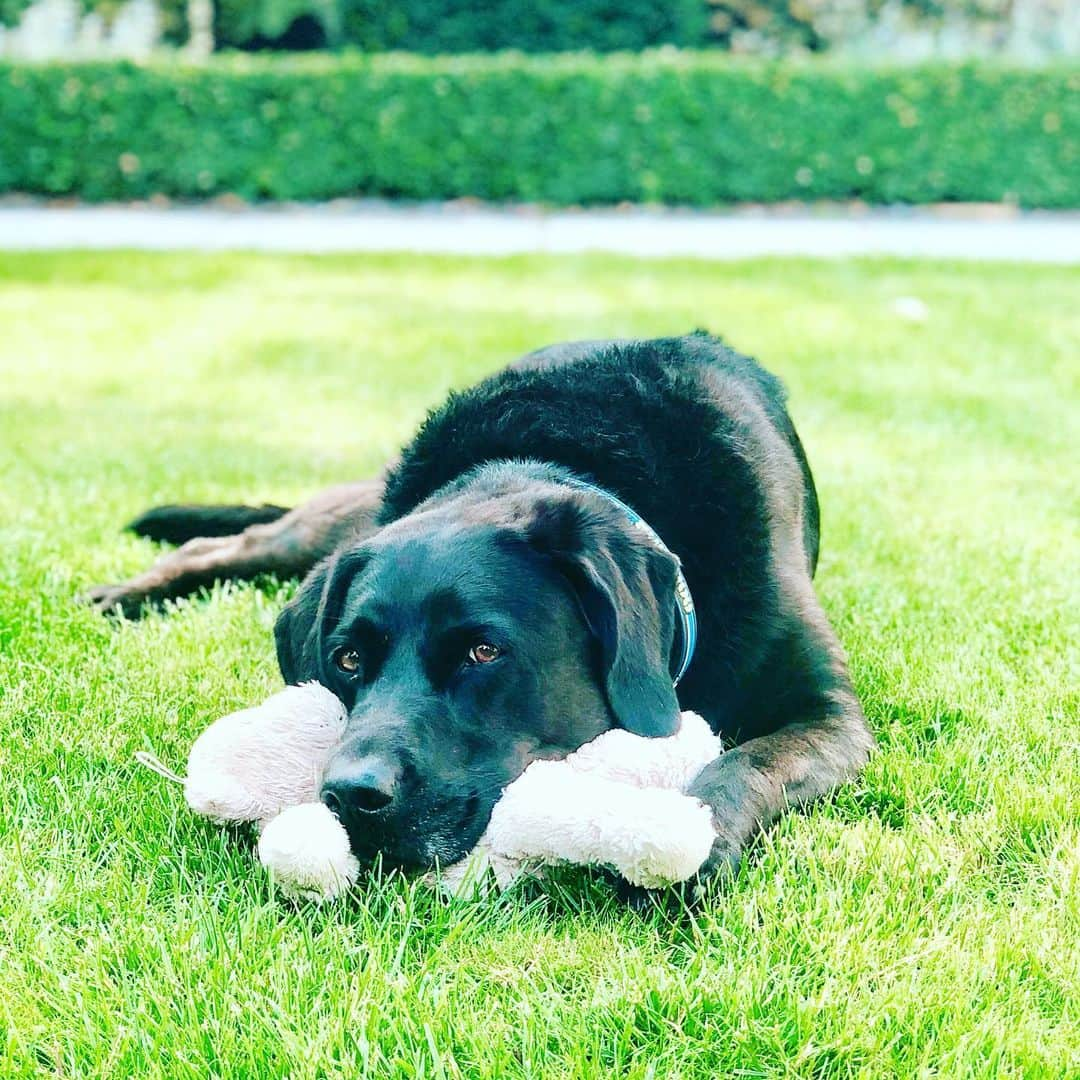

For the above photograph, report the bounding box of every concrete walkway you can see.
[2,201,1078,261]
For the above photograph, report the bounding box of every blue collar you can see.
[560,477,697,687]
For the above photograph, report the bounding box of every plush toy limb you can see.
[439,713,723,896]
[185,682,346,824]
[258,803,359,901]
[484,763,717,889]
[563,711,721,789]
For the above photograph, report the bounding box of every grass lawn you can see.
[0,251,1077,1078]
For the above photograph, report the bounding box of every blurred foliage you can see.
[706,0,866,51]
[703,0,1079,55]
[156,0,342,46]
[704,0,1003,52]
[3,0,1074,55]
[0,54,1076,206]
[341,0,708,53]
[0,0,31,28]
[0,0,706,48]
[156,0,188,44]
[0,0,340,45]
[216,0,341,47]
[338,0,1075,55]
[147,0,707,51]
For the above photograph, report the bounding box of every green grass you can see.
[0,251,1077,1078]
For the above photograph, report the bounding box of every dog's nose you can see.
[321,755,398,816]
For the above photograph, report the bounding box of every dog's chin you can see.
[419,791,492,869]
[344,792,494,872]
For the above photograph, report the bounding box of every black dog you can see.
[92,333,872,879]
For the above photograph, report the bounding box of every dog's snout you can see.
[321,755,399,818]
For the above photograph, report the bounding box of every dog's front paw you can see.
[686,753,761,882]
[696,827,744,881]
[81,583,148,619]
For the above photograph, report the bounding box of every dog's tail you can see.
[125,503,290,545]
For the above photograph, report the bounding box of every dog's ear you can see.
[274,549,364,685]
[274,556,332,685]
[526,496,681,737]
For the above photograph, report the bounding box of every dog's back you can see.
[517,331,820,572]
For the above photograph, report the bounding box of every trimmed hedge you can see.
[1,54,1076,206]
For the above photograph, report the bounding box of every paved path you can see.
[2,202,1078,261]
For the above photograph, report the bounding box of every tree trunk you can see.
[186,0,212,59]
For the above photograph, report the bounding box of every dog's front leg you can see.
[688,684,873,879]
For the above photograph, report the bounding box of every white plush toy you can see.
[181,683,358,900]
[162,682,723,901]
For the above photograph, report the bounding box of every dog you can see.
[91,332,873,880]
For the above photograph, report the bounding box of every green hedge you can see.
[1,54,1076,206]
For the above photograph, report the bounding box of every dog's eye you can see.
[466,642,501,665]
[333,647,362,675]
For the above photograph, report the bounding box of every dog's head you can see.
[274,484,681,868]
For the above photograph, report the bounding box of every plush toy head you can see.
[178,683,360,899]
[174,683,722,901]
[184,682,346,824]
